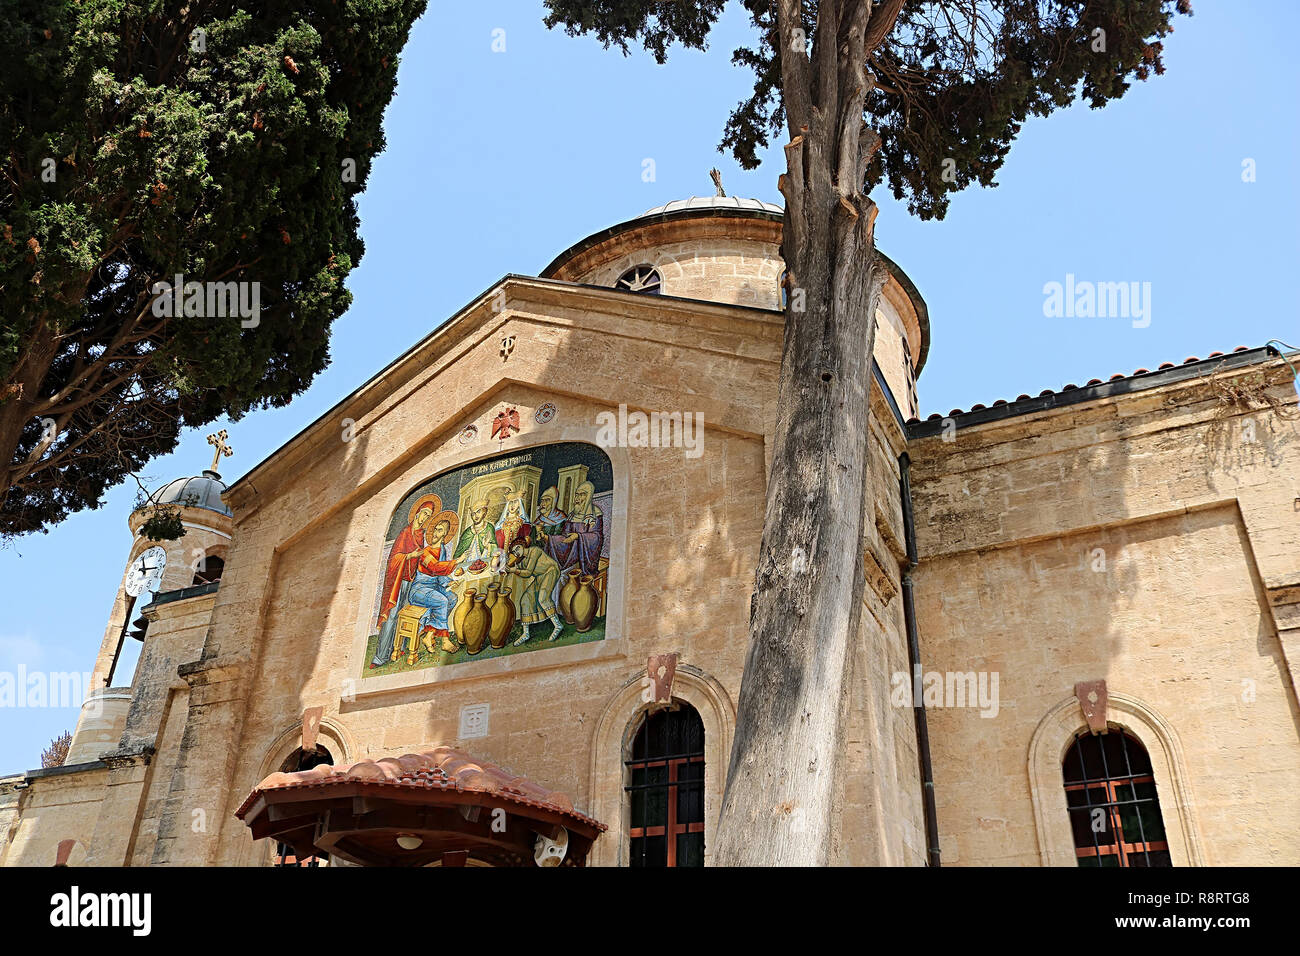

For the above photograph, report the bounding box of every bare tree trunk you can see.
[713,0,897,866]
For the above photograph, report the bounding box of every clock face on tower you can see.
[125,546,168,597]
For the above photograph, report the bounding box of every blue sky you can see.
[2,1,1297,773]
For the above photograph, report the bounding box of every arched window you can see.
[1063,730,1171,867]
[615,265,662,295]
[779,268,788,309]
[902,338,917,412]
[625,704,705,867]
[192,555,224,586]
[275,746,333,866]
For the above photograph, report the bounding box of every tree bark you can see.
[0,322,59,501]
[713,0,894,866]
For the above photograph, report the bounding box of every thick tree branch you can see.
[777,0,814,136]
[863,0,906,55]
[812,0,843,121]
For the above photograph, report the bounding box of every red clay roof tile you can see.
[235,745,604,830]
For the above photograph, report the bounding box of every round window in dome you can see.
[615,265,662,295]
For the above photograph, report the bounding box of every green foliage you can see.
[544,0,1191,219]
[0,0,427,537]
[543,0,726,63]
[134,503,185,541]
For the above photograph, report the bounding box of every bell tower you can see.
[64,435,236,765]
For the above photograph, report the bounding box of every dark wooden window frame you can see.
[624,706,705,867]
[191,554,225,587]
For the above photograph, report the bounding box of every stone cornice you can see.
[129,501,234,537]
[100,744,155,771]
[18,759,109,782]
[542,211,784,283]
[177,653,248,687]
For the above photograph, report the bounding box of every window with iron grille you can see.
[625,705,705,867]
[1063,730,1171,867]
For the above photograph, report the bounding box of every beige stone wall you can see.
[580,237,784,310]
[2,766,109,866]
[129,684,190,866]
[908,360,1300,865]
[100,591,216,866]
[565,239,919,421]
[871,301,918,421]
[832,397,927,864]
[121,591,214,754]
[0,778,22,865]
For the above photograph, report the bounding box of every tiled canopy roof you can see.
[235,745,604,831]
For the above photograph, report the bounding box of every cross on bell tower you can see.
[206,429,233,475]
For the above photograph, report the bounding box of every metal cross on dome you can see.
[207,429,233,472]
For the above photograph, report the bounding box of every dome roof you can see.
[640,196,784,217]
[146,470,232,517]
[539,193,930,376]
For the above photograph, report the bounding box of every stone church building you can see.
[3,197,1297,866]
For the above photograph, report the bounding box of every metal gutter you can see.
[898,450,941,866]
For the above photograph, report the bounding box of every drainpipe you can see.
[898,451,941,866]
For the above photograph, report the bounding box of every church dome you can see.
[540,193,931,419]
[146,470,232,517]
[639,196,784,217]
